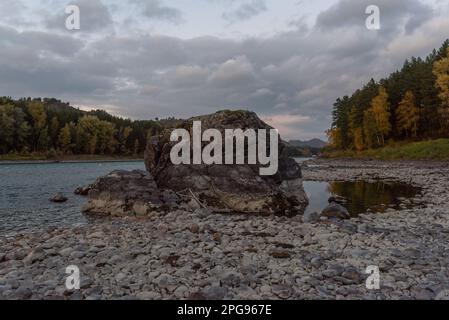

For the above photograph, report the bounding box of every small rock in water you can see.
[50,193,68,203]
[321,202,350,220]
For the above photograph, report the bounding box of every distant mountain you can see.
[289,139,328,149]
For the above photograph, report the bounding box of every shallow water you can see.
[0,161,144,235]
[304,180,421,216]
[0,160,420,235]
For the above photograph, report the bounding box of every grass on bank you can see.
[323,139,449,161]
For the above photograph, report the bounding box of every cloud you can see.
[208,56,257,87]
[222,0,267,24]
[0,0,29,26]
[0,0,447,140]
[45,0,114,32]
[166,65,210,87]
[262,114,312,140]
[316,0,434,36]
[131,0,183,24]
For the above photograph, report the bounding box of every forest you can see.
[0,97,180,158]
[328,40,449,151]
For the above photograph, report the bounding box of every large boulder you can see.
[144,110,308,216]
[82,170,187,217]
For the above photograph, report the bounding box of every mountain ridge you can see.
[288,138,328,149]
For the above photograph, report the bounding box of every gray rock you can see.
[204,286,228,300]
[23,248,46,265]
[321,202,350,220]
[188,223,200,234]
[174,285,189,298]
[310,256,323,268]
[50,193,68,203]
[272,284,292,299]
[15,287,33,299]
[413,288,435,300]
[220,271,242,287]
[144,110,309,216]
[302,211,320,223]
[341,267,363,284]
[136,291,161,300]
[83,170,182,217]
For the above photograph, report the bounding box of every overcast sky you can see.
[1,0,448,140]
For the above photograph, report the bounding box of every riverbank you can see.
[1,159,449,300]
[0,154,143,165]
[323,139,449,161]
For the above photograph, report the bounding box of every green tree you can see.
[96,121,117,154]
[49,116,60,147]
[0,104,30,153]
[58,123,72,153]
[0,104,15,153]
[76,115,117,154]
[118,126,133,154]
[133,139,140,155]
[27,101,48,151]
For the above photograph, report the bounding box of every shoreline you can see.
[0,159,144,165]
[1,159,448,300]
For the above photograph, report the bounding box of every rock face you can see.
[144,110,308,216]
[83,170,187,217]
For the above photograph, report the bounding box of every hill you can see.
[289,139,328,149]
[0,97,176,158]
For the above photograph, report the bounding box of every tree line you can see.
[328,40,449,151]
[0,97,179,156]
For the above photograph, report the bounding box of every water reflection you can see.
[304,180,421,217]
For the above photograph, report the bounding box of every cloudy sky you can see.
[1,0,448,139]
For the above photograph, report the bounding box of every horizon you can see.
[1,0,449,140]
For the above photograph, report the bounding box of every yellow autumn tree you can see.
[363,108,378,149]
[433,48,449,128]
[58,123,72,153]
[370,87,391,146]
[396,91,419,138]
[348,106,360,149]
[353,127,364,151]
[327,128,343,149]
